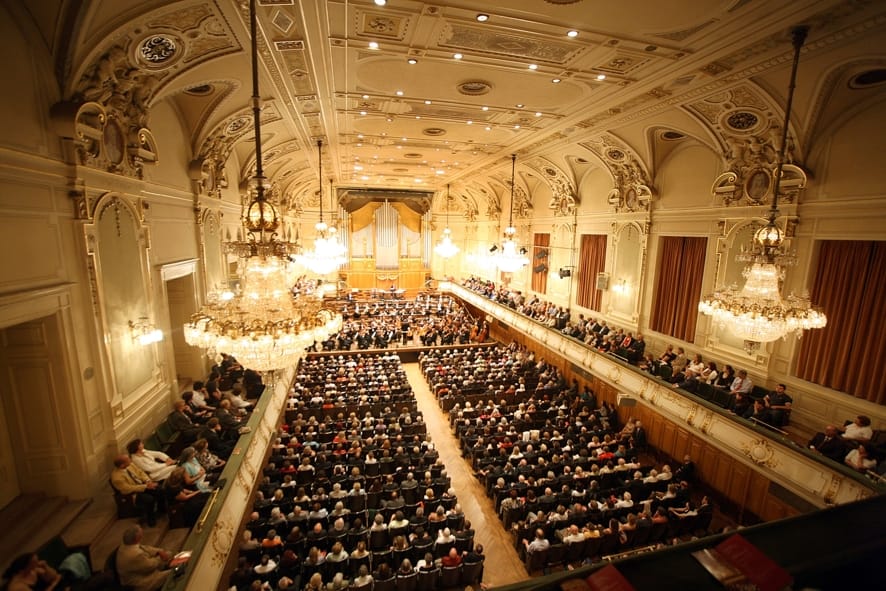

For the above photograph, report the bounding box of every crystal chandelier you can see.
[184,0,342,372]
[434,184,459,259]
[295,140,347,275]
[699,26,826,346]
[493,154,529,272]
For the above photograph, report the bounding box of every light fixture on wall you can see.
[434,184,459,259]
[129,317,163,345]
[699,26,826,347]
[493,154,529,272]
[612,278,630,295]
[295,139,348,275]
[184,0,342,372]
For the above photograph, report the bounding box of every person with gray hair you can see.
[115,525,173,591]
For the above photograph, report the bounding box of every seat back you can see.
[545,544,567,571]
[373,577,396,591]
[395,571,418,591]
[524,548,548,575]
[460,561,483,587]
[369,528,390,551]
[416,568,439,591]
[439,565,461,589]
[564,539,587,566]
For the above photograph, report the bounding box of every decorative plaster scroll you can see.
[685,404,697,426]
[740,437,779,468]
[524,157,578,217]
[693,84,811,205]
[580,135,654,212]
[209,519,235,567]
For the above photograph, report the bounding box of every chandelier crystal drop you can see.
[698,26,826,346]
[493,154,529,272]
[295,140,347,275]
[434,184,459,259]
[184,0,342,372]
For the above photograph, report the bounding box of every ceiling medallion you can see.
[136,34,181,68]
[606,148,626,162]
[423,127,446,136]
[226,116,252,135]
[724,110,761,132]
[457,80,492,96]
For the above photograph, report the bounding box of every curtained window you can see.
[531,233,550,294]
[796,241,886,405]
[650,236,707,342]
[576,234,607,311]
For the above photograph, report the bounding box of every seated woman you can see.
[165,467,208,527]
[193,438,225,474]
[3,553,62,591]
[845,444,877,471]
[178,446,211,492]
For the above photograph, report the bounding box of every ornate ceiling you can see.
[20,0,886,215]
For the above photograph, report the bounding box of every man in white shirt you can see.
[730,370,754,395]
[841,415,873,441]
[126,439,176,482]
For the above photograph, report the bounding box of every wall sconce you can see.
[612,278,630,295]
[129,317,163,345]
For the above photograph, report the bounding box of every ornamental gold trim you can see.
[741,437,778,468]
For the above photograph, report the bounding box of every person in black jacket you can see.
[808,425,847,463]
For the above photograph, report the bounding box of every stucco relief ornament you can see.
[741,438,779,468]
[209,519,235,567]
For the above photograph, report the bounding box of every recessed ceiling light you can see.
[466,120,473,125]
[386,117,393,122]
[596,74,606,81]
[402,137,407,141]
[485,126,491,131]
[354,165,363,170]
[362,94,369,99]
[357,134,364,139]
[407,58,418,65]
[361,175,369,181]
[425,100,432,104]
[359,110,367,115]
[453,53,463,60]
[396,90,404,96]
[368,41,379,50]
[552,78,561,83]
[476,14,489,22]
[415,115,421,119]
[567,30,579,38]
[528,64,538,70]
[380,132,387,136]
[481,106,489,111]
[514,124,521,129]
[374,0,387,6]
[516,103,524,108]
[436,169,445,175]
[415,178,423,183]
[535,112,542,117]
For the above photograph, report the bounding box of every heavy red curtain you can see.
[531,233,550,294]
[796,241,886,405]
[650,236,707,342]
[577,234,606,311]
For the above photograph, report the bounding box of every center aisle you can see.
[402,362,528,588]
